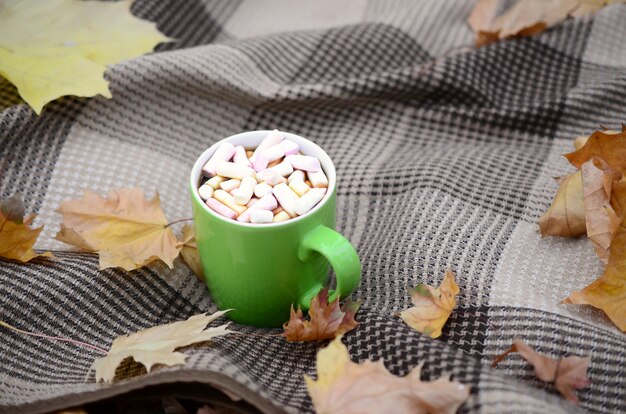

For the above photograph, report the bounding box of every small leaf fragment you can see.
[399,269,459,338]
[283,288,360,342]
[539,170,586,237]
[92,311,231,383]
[305,335,470,414]
[179,224,204,280]
[0,195,52,262]
[492,340,591,404]
[55,188,182,271]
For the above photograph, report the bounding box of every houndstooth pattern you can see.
[1,1,625,413]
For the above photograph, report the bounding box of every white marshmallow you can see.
[266,159,294,177]
[219,179,241,192]
[237,194,278,222]
[281,140,300,156]
[215,161,255,180]
[250,209,274,224]
[272,182,299,217]
[294,188,326,216]
[286,155,321,172]
[232,176,256,205]
[233,145,252,167]
[198,184,214,200]
[253,143,286,172]
[213,189,247,214]
[256,169,286,186]
[250,130,284,163]
[206,175,225,190]
[202,143,236,176]
[273,211,291,223]
[288,170,305,184]
[289,179,310,197]
[254,182,272,198]
[307,169,329,188]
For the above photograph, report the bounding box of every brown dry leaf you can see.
[492,340,591,404]
[565,127,626,172]
[180,224,204,280]
[581,158,621,263]
[0,195,52,262]
[55,189,181,271]
[563,178,626,331]
[305,335,470,414]
[539,170,586,237]
[399,269,459,338]
[469,0,624,46]
[283,288,360,342]
[92,311,231,383]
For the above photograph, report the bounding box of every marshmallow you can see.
[307,169,328,188]
[215,161,256,180]
[232,176,256,205]
[247,197,259,207]
[213,189,246,214]
[281,139,300,156]
[219,179,241,192]
[202,143,236,176]
[206,198,237,219]
[267,159,282,168]
[254,182,272,198]
[286,155,321,172]
[273,211,291,223]
[256,169,286,186]
[250,130,284,163]
[289,179,311,197]
[198,184,214,200]
[253,143,286,172]
[233,145,252,167]
[237,194,278,222]
[206,175,225,190]
[294,188,326,216]
[288,170,305,183]
[250,209,273,224]
[266,159,293,177]
[272,183,299,217]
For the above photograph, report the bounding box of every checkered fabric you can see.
[1,1,625,413]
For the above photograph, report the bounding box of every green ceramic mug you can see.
[190,130,361,327]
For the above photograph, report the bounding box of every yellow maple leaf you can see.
[0,195,52,262]
[305,336,470,414]
[179,224,204,280]
[399,269,459,338]
[55,188,181,271]
[538,171,587,238]
[0,0,170,114]
[92,311,231,383]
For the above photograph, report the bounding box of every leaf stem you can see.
[165,218,193,228]
[0,320,108,354]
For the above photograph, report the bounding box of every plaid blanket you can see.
[1,1,625,413]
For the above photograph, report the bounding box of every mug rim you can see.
[190,130,336,228]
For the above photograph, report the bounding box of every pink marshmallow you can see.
[285,155,321,172]
[253,151,270,172]
[202,143,236,176]
[250,130,284,163]
[281,140,300,156]
[237,194,278,222]
[206,198,237,219]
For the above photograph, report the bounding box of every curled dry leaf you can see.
[539,171,586,237]
[492,340,591,404]
[283,288,360,342]
[468,0,625,47]
[0,0,171,114]
[564,127,626,172]
[0,195,52,262]
[92,311,231,383]
[399,269,459,338]
[180,224,204,280]
[563,178,626,331]
[305,335,470,414]
[56,189,182,271]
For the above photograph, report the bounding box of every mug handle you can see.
[297,225,361,309]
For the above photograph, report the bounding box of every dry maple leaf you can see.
[92,311,231,383]
[492,339,591,404]
[179,224,204,280]
[564,127,626,172]
[468,0,625,47]
[305,335,470,414]
[399,269,459,338]
[55,188,181,271]
[563,178,626,331]
[283,288,360,342]
[0,195,52,262]
[0,0,171,114]
[539,170,586,237]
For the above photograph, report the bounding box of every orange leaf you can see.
[0,195,52,262]
[564,127,626,172]
[399,269,459,338]
[538,170,586,237]
[563,178,626,331]
[492,340,591,404]
[283,288,360,342]
[179,224,204,280]
[55,188,181,271]
[305,335,470,414]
